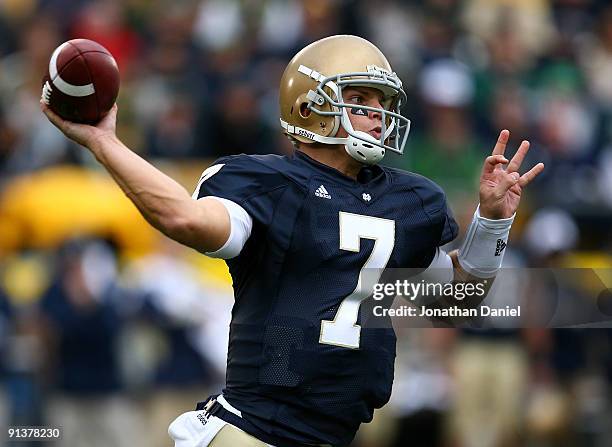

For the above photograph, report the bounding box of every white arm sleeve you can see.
[199,196,253,259]
[457,205,514,278]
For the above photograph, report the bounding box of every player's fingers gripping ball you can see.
[41,39,120,124]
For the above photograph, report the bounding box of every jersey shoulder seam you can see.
[385,167,448,220]
[239,154,314,192]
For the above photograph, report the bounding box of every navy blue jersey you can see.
[195,151,458,446]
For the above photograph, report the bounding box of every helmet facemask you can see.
[292,64,411,165]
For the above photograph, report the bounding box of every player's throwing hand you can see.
[479,129,545,220]
[40,100,118,149]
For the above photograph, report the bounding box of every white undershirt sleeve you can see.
[199,196,253,259]
[400,248,454,306]
[421,248,454,284]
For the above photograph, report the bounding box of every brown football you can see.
[42,39,120,124]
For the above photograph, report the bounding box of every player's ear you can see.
[299,102,311,118]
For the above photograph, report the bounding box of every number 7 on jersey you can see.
[320,212,395,349]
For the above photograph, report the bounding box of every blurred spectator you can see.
[0,105,18,179]
[448,250,531,447]
[40,239,143,447]
[0,286,11,432]
[462,0,557,67]
[69,0,142,75]
[530,63,600,206]
[250,55,293,155]
[209,82,275,156]
[388,59,482,211]
[258,0,304,54]
[360,0,420,79]
[420,1,462,61]
[0,15,75,177]
[578,5,612,108]
[522,208,580,261]
[388,328,455,447]
[520,209,612,446]
[0,286,10,368]
[124,238,232,447]
[485,80,532,142]
[127,2,211,157]
[299,0,344,44]
[0,252,51,447]
[145,95,199,158]
[354,328,455,447]
[533,64,596,161]
[598,148,612,208]
[193,0,244,53]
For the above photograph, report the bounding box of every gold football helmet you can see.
[279,35,410,165]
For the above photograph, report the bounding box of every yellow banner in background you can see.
[0,165,156,254]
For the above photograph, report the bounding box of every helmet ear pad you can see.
[288,92,340,144]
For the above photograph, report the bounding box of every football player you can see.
[42,35,543,447]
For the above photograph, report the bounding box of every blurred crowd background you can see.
[1,0,612,446]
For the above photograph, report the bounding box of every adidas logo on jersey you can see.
[315,185,331,199]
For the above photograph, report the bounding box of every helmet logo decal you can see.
[367,65,392,76]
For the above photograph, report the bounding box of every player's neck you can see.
[298,145,362,180]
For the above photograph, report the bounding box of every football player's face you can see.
[339,86,385,140]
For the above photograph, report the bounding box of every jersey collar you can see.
[293,150,385,187]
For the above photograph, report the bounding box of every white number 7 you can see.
[319,212,395,349]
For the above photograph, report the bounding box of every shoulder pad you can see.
[194,154,311,203]
[385,167,447,213]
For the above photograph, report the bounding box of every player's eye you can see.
[348,95,363,104]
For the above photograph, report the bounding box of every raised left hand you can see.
[479,129,545,219]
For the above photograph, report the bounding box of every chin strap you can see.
[280,118,385,165]
[280,118,347,145]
